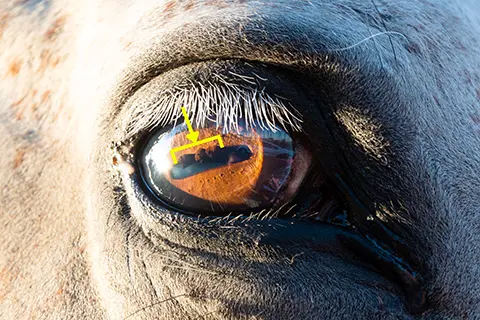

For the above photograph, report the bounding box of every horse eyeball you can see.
[138,122,310,214]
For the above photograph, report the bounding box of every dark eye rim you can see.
[132,120,313,217]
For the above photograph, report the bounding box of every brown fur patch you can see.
[13,149,26,169]
[15,111,23,121]
[11,96,26,108]
[41,90,51,104]
[51,56,62,68]
[31,103,38,113]
[11,90,38,120]
[38,50,62,73]
[123,40,132,50]
[0,266,20,301]
[184,0,195,10]
[6,59,22,77]
[38,50,52,73]
[44,15,67,42]
[163,1,176,13]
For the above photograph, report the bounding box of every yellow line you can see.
[170,135,224,164]
[181,106,195,134]
[170,149,179,165]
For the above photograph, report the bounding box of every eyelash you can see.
[120,74,304,140]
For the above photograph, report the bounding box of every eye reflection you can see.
[171,145,253,179]
[140,121,305,213]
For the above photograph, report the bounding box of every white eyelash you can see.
[122,78,303,139]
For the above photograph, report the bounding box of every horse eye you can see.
[138,120,311,214]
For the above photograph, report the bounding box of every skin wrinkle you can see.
[0,0,479,319]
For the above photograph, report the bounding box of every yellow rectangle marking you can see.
[170,135,224,164]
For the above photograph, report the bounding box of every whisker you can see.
[330,31,408,52]
[370,0,397,62]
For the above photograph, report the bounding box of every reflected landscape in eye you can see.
[140,122,296,212]
[171,145,254,180]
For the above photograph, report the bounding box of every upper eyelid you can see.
[119,68,304,140]
[107,9,360,133]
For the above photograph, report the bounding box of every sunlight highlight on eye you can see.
[146,133,174,174]
[140,121,300,213]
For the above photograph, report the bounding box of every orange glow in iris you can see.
[141,122,295,212]
[166,128,264,206]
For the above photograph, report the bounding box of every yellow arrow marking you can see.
[170,106,225,165]
[170,135,224,165]
[181,106,200,143]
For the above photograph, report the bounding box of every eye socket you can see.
[138,120,311,214]
[116,58,427,313]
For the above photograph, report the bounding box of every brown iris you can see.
[140,122,307,213]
